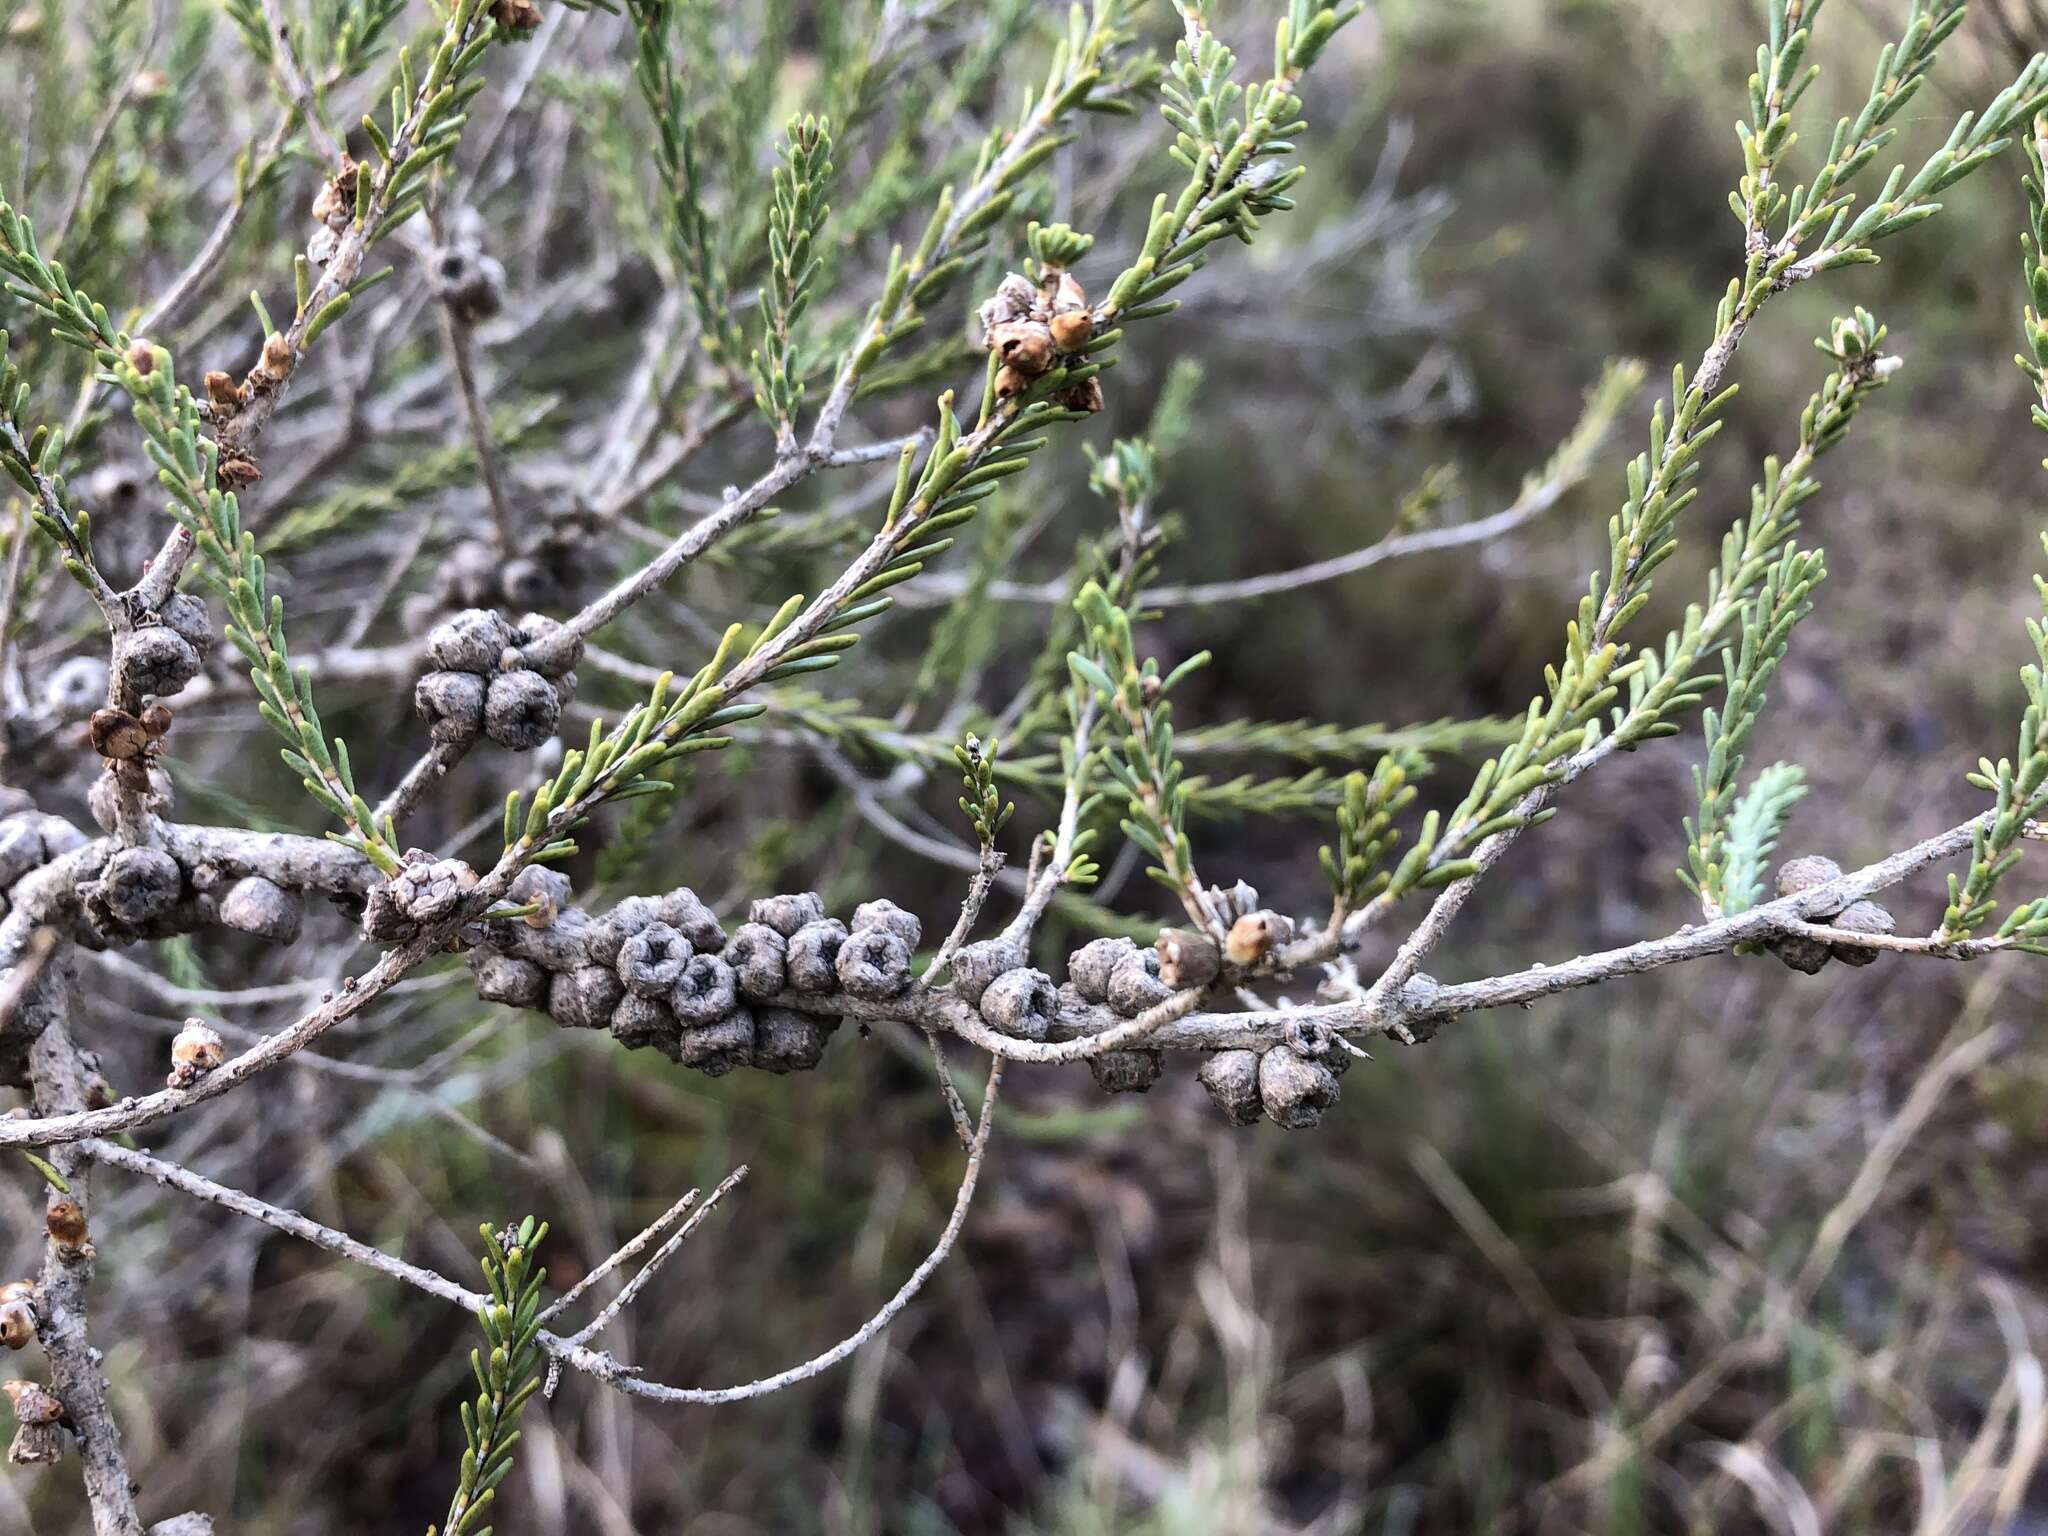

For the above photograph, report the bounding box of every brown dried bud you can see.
[167,1018,226,1088]
[1049,309,1094,352]
[2,1380,60,1426]
[310,157,357,227]
[203,371,242,410]
[259,331,293,382]
[1224,911,1295,968]
[45,1193,90,1260]
[89,708,150,761]
[988,320,1055,375]
[994,364,1033,401]
[139,701,173,739]
[1058,376,1105,414]
[1155,929,1220,990]
[216,454,263,490]
[8,1415,62,1467]
[0,1287,33,1351]
[1199,1049,1264,1126]
[125,340,156,376]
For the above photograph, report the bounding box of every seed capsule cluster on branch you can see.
[463,880,932,1077]
[1767,855,1897,973]
[413,608,581,751]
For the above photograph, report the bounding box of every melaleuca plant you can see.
[3,1,2048,1530]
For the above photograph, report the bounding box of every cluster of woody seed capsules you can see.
[460,876,925,1076]
[412,608,581,752]
[979,269,1104,413]
[442,863,1355,1127]
[1765,855,1897,973]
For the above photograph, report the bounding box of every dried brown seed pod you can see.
[988,320,1055,375]
[45,1193,90,1259]
[994,364,1033,401]
[390,853,476,924]
[4,1380,63,1466]
[1199,1049,1264,1126]
[548,965,625,1029]
[1056,376,1104,413]
[469,949,548,1009]
[160,593,213,653]
[979,967,1057,1041]
[426,608,517,673]
[670,953,739,1026]
[785,918,850,992]
[749,891,826,937]
[167,1019,226,1088]
[1089,1049,1162,1094]
[114,623,203,700]
[414,669,487,745]
[1107,950,1173,1017]
[203,370,241,409]
[947,937,1023,1006]
[1774,854,1847,912]
[585,895,662,967]
[1068,936,1139,1004]
[752,1008,831,1074]
[0,1288,34,1350]
[614,921,691,998]
[1258,1045,1341,1130]
[1828,899,1895,967]
[216,454,263,490]
[514,612,584,678]
[675,1009,758,1076]
[483,669,562,750]
[217,876,302,944]
[139,701,173,740]
[655,888,726,951]
[258,331,293,381]
[851,899,921,949]
[1155,929,1220,990]
[610,992,680,1054]
[359,881,416,942]
[723,923,789,1000]
[91,846,182,929]
[836,926,913,1000]
[88,707,147,761]
[1224,910,1296,967]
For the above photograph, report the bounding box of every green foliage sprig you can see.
[754,115,835,445]
[429,1217,550,1536]
[954,732,1014,851]
[115,343,402,871]
[1069,580,1215,929]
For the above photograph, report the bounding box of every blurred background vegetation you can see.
[11,0,2048,1531]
